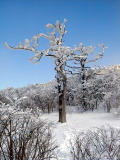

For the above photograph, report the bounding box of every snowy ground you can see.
[41,111,120,160]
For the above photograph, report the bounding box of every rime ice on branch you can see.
[66,43,107,111]
[5,19,106,121]
[5,19,74,123]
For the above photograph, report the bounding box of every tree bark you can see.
[57,72,67,123]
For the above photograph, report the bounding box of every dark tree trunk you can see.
[48,104,50,113]
[57,71,66,123]
[106,101,111,113]
[81,61,87,111]
[95,100,98,109]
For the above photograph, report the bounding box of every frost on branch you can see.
[5,19,74,123]
[72,43,106,65]
[0,103,58,160]
[5,19,71,73]
[5,19,107,121]
[66,43,107,111]
[69,126,120,160]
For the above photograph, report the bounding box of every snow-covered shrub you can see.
[69,126,120,160]
[0,104,58,160]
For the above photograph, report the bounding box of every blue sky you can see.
[0,0,120,89]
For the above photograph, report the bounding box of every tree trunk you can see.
[106,101,111,113]
[81,62,87,111]
[48,104,50,113]
[57,72,66,123]
[95,100,98,109]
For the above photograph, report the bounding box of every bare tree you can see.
[5,19,74,123]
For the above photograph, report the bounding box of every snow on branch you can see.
[73,43,107,62]
[66,43,107,74]
[5,19,73,67]
[86,44,108,63]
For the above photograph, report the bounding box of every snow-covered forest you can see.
[1,65,120,114]
[0,64,120,160]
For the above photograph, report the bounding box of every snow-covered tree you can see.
[99,66,120,112]
[82,65,120,113]
[16,83,57,113]
[66,43,106,111]
[0,81,57,113]
[5,19,75,123]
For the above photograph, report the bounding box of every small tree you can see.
[5,19,74,123]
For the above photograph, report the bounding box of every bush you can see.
[0,104,57,160]
[69,126,120,160]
